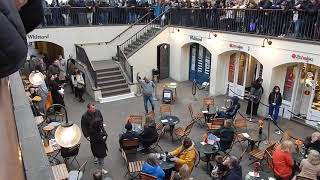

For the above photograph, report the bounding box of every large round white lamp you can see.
[29,70,45,86]
[51,104,82,148]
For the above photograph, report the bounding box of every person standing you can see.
[137,72,155,114]
[71,68,85,102]
[48,59,60,76]
[268,86,282,134]
[58,55,67,83]
[81,103,104,141]
[89,119,108,175]
[246,78,264,117]
[272,140,295,180]
[47,74,65,112]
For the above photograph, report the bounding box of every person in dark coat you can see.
[216,96,240,119]
[48,59,61,76]
[89,120,108,175]
[140,118,158,150]
[119,123,140,147]
[47,74,65,112]
[0,0,42,78]
[81,103,104,141]
[222,156,242,180]
[268,86,282,124]
[214,120,235,151]
[304,132,320,153]
[246,78,264,117]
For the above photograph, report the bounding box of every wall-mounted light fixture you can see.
[208,32,217,39]
[171,27,180,33]
[261,38,272,47]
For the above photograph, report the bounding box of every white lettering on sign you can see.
[291,53,313,62]
[27,34,50,40]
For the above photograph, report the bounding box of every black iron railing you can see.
[118,9,170,53]
[42,7,152,27]
[169,8,320,41]
[117,46,133,83]
[75,45,97,88]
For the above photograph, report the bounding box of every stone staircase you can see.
[92,60,131,98]
[112,26,162,61]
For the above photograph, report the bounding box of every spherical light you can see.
[29,71,44,86]
[55,124,82,148]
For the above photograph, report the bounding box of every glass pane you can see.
[204,50,211,75]
[312,72,320,111]
[197,45,203,73]
[228,53,236,83]
[237,53,246,86]
[283,65,296,101]
[190,46,196,71]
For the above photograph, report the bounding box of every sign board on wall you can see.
[291,53,314,62]
[229,43,243,49]
[26,34,50,40]
[190,35,202,42]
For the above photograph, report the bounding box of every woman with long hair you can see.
[141,153,165,179]
[246,78,264,117]
[293,150,320,180]
[272,140,294,180]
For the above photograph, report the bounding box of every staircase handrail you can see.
[118,8,171,51]
[75,44,98,88]
[117,47,134,84]
[106,10,151,45]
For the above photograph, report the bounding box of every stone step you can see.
[97,74,123,82]
[101,88,131,98]
[96,70,122,77]
[100,83,128,91]
[97,78,127,86]
[99,92,135,103]
[95,67,119,73]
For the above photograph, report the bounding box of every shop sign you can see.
[291,53,313,62]
[190,35,202,42]
[27,34,50,40]
[229,43,243,49]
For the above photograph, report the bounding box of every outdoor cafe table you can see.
[160,115,180,142]
[195,141,219,174]
[159,158,176,179]
[201,107,217,123]
[122,123,143,134]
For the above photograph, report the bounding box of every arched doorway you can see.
[157,44,170,80]
[29,41,64,61]
[272,62,320,126]
[218,51,262,98]
[188,43,211,85]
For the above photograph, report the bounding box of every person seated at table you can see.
[169,137,197,171]
[173,164,191,180]
[119,123,140,148]
[142,153,165,180]
[140,117,158,151]
[304,132,320,153]
[211,155,227,180]
[221,156,242,180]
[92,170,112,180]
[216,96,240,119]
[213,120,235,151]
[272,140,295,180]
[292,149,320,180]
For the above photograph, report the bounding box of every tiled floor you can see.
[61,79,315,180]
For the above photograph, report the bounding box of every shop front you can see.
[226,51,263,99]
[280,62,320,127]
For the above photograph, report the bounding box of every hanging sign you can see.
[27,34,50,40]
[229,43,243,49]
[190,35,202,42]
[291,53,313,62]
[304,90,311,95]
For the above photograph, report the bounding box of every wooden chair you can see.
[207,118,225,130]
[127,115,143,127]
[296,176,314,180]
[122,138,140,152]
[174,121,195,141]
[248,142,276,166]
[150,126,165,153]
[160,104,171,117]
[51,163,69,180]
[265,150,277,177]
[121,148,144,179]
[232,117,248,150]
[140,172,157,180]
[188,103,205,127]
[280,130,291,142]
[68,160,88,180]
[203,96,214,108]
[146,111,155,120]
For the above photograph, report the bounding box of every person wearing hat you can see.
[119,123,140,148]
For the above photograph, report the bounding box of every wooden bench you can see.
[52,163,69,180]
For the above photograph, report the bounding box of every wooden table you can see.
[52,163,69,180]
[43,140,61,164]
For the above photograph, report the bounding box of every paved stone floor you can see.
[61,79,315,180]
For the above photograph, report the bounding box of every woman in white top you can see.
[293,150,320,180]
[71,68,85,102]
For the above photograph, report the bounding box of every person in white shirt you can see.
[71,68,85,102]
